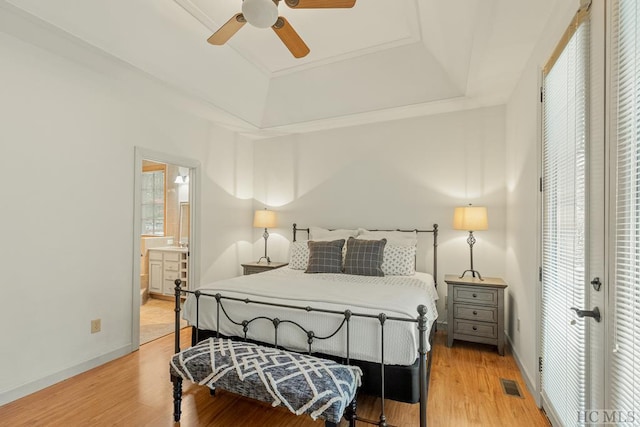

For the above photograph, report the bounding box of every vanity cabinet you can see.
[148,248,188,297]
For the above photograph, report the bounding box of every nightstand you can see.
[445,274,508,355]
[241,262,288,275]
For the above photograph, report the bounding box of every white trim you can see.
[0,345,130,406]
[505,332,540,407]
[541,392,563,427]
[535,66,544,410]
[133,147,201,352]
[603,0,614,412]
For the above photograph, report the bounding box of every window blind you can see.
[541,16,589,425]
[610,0,640,416]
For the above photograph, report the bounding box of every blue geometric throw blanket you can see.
[170,338,362,423]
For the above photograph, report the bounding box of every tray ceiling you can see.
[3,0,567,135]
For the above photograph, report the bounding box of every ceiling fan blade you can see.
[284,0,356,8]
[207,13,246,45]
[272,17,310,58]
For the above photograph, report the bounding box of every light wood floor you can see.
[140,297,184,345]
[0,329,549,426]
[140,297,176,325]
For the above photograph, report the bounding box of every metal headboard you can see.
[292,223,439,288]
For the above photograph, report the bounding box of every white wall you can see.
[504,0,577,400]
[0,23,253,403]
[252,106,508,320]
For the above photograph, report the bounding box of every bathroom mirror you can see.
[179,202,190,246]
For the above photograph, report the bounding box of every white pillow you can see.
[381,245,416,275]
[288,241,310,270]
[357,229,418,247]
[309,227,359,241]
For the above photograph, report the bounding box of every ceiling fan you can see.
[207,0,356,58]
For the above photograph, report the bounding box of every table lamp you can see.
[453,205,488,280]
[253,208,277,264]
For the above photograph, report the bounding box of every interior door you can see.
[540,1,605,425]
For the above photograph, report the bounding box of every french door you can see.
[540,1,606,425]
[608,0,640,420]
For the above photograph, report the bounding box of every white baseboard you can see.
[0,344,131,406]
[505,332,540,407]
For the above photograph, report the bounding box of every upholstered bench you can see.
[170,337,362,426]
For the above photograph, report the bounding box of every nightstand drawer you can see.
[453,286,498,306]
[241,262,288,275]
[244,266,266,275]
[454,319,497,339]
[454,304,498,323]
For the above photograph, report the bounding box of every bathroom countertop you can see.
[151,246,188,252]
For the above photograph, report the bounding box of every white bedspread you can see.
[182,268,438,366]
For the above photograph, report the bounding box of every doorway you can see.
[132,148,199,350]
[139,160,189,344]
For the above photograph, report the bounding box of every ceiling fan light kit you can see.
[206,0,357,58]
[241,0,278,28]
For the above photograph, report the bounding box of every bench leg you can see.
[172,375,182,422]
[345,397,357,427]
[210,387,216,397]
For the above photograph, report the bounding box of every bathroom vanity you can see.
[148,247,188,297]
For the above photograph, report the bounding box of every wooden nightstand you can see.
[445,274,508,355]
[241,262,288,275]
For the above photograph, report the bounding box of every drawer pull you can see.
[472,326,478,331]
[473,293,477,298]
[473,311,478,315]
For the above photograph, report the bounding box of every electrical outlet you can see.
[91,319,101,334]
[517,318,520,332]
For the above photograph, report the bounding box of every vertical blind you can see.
[541,16,589,425]
[611,0,640,416]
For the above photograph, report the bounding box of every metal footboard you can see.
[173,279,431,427]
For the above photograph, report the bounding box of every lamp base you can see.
[257,256,271,264]
[459,269,484,281]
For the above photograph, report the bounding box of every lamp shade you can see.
[453,206,488,231]
[253,209,277,228]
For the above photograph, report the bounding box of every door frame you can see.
[132,147,201,352]
[536,0,607,423]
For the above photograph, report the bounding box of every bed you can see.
[178,224,439,423]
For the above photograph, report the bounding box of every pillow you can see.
[357,229,418,247]
[381,245,416,276]
[305,239,345,274]
[343,237,387,277]
[309,227,359,241]
[288,241,310,270]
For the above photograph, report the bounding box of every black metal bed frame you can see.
[173,284,430,427]
[172,224,439,426]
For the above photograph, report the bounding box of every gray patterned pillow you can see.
[343,237,387,277]
[381,245,416,275]
[305,239,345,273]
